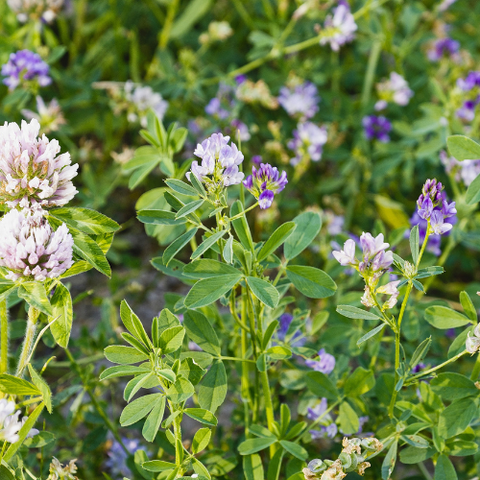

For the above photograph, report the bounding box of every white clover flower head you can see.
[0,208,74,282]
[0,399,38,444]
[0,119,78,209]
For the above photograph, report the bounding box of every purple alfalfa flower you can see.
[332,238,357,266]
[251,155,262,166]
[427,37,460,62]
[0,119,78,209]
[375,72,413,110]
[278,81,320,120]
[276,313,306,347]
[205,97,230,120]
[320,1,357,52]
[0,209,74,282]
[187,133,244,188]
[305,348,335,374]
[1,50,51,91]
[243,162,287,209]
[457,71,480,91]
[456,72,480,122]
[287,122,327,166]
[310,423,337,440]
[105,437,141,478]
[456,99,480,122]
[430,210,453,235]
[411,362,426,374]
[359,232,389,263]
[362,115,392,142]
[307,398,328,421]
[230,118,251,141]
[416,179,456,223]
[235,74,247,85]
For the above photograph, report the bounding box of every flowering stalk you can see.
[15,306,39,378]
[0,301,7,375]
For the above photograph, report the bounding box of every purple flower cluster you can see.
[1,50,51,91]
[105,437,141,477]
[276,313,306,347]
[243,163,287,209]
[288,122,327,166]
[456,71,480,121]
[188,133,244,188]
[308,398,337,439]
[440,150,480,187]
[362,115,392,142]
[278,82,320,120]
[305,348,335,374]
[320,1,358,52]
[427,38,460,62]
[416,179,456,235]
[0,209,73,282]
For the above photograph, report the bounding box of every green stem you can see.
[172,406,184,473]
[65,348,129,455]
[229,202,258,222]
[0,300,8,375]
[361,40,382,108]
[470,352,480,381]
[16,306,39,378]
[260,368,277,457]
[220,356,255,363]
[407,350,468,383]
[418,461,433,480]
[159,0,179,50]
[241,291,253,431]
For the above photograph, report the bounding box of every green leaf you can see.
[184,274,240,308]
[165,178,199,197]
[246,277,279,308]
[156,308,181,336]
[239,437,277,455]
[230,200,254,252]
[183,259,241,279]
[142,460,177,472]
[183,310,221,356]
[249,424,276,439]
[438,398,477,438]
[159,326,185,354]
[415,266,444,278]
[198,361,227,413]
[357,323,386,346]
[27,365,52,413]
[446,134,480,161]
[170,0,213,39]
[157,369,176,383]
[184,408,218,426]
[257,222,296,262]
[17,282,52,316]
[189,171,207,196]
[382,441,398,480]
[120,300,152,348]
[338,401,359,435]
[192,427,211,454]
[49,207,119,234]
[104,346,149,365]
[137,209,185,225]
[337,305,382,321]
[431,373,478,401]
[4,402,45,462]
[49,283,73,348]
[305,371,339,400]
[120,393,163,426]
[142,395,166,442]
[167,377,195,404]
[265,346,292,360]
[460,291,477,322]
[286,266,336,298]
[176,199,204,219]
[243,454,264,480]
[124,373,158,402]
[284,212,322,260]
[466,173,480,205]
[279,440,308,460]
[191,230,227,260]
[410,337,432,369]
[424,306,473,329]
[163,229,197,266]
[99,365,151,381]
[410,225,419,265]
[434,455,457,480]
[0,466,15,480]
[179,357,205,385]
[344,367,375,397]
[399,446,435,464]
[223,236,234,264]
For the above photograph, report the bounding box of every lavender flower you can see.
[440,150,480,186]
[187,133,244,189]
[362,115,392,142]
[21,96,66,134]
[332,239,357,266]
[324,211,344,236]
[243,162,288,209]
[427,38,460,62]
[416,179,456,228]
[0,119,78,209]
[307,398,328,421]
[320,1,357,51]
[376,280,400,309]
[288,122,327,166]
[205,97,230,120]
[1,50,51,91]
[456,72,480,122]
[308,398,338,439]
[0,399,38,443]
[305,348,335,374]
[251,155,262,166]
[0,209,73,282]
[124,81,168,127]
[375,72,413,110]
[105,437,141,478]
[7,0,64,23]
[278,82,320,120]
[276,313,306,347]
[230,119,251,142]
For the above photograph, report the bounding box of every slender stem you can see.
[361,40,382,108]
[407,350,468,383]
[296,399,343,443]
[65,348,129,455]
[158,0,179,50]
[16,306,39,378]
[245,288,259,424]
[241,291,253,432]
[228,202,258,222]
[470,352,480,381]
[260,368,277,456]
[220,356,255,363]
[0,300,8,374]
[172,405,184,473]
[418,461,433,480]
